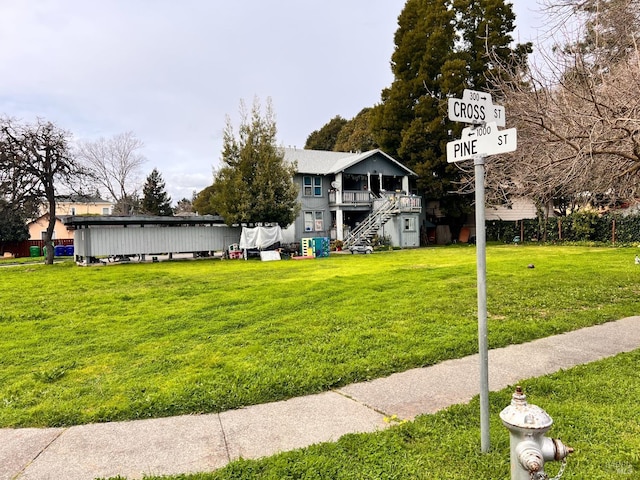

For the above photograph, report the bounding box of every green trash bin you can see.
[29,246,41,257]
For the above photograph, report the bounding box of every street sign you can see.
[448,98,506,127]
[446,122,517,163]
[448,89,506,126]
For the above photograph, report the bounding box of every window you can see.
[303,176,322,197]
[404,217,416,231]
[102,207,110,215]
[304,212,314,232]
[70,207,76,215]
[304,211,324,232]
[314,211,323,231]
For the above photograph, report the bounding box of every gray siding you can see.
[343,153,409,177]
[485,198,538,221]
[380,214,421,248]
[294,173,332,241]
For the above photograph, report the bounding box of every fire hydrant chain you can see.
[550,458,568,480]
[529,457,567,480]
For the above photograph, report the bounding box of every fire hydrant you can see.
[500,386,574,480]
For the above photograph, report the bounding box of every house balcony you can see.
[330,190,421,213]
[328,190,373,206]
[396,195,422,213]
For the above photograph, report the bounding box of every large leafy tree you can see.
[193,184,217,215]
[368,0,529,218]
[304,115,348,151]
[0,118,84,264]
[211,98,299,227]
[333,108,378,153]
[141,168,173,216]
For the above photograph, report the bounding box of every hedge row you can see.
[486,211,640,244]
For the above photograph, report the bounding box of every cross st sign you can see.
[446,122,517,163]
[447,89,506,127]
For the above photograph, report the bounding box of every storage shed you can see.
[63,215,241,264]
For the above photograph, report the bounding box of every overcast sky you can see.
[0,1,545,203]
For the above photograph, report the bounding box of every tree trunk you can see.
[44,191,56,265]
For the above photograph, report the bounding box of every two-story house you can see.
[28,195,114,240]
[282,148,422,248]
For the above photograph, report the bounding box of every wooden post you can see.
[612,218,616,244]
[558,218,562,241]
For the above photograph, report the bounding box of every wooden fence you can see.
[2,239,75,258]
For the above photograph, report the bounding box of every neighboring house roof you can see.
[56,195,114,204]
[28,213,72,224]
[281,148,418,177]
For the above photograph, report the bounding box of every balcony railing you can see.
[397,195,422,212]
[329,190,373,205]
[330,190,421,211]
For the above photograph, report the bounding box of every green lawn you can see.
[142,349,640,480]
[1,245,639,428]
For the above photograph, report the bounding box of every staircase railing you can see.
[343,197,399,247]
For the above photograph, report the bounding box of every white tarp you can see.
[239,226,283,250]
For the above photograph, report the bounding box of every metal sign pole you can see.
[474,154,490,453]
[447,90,515,454]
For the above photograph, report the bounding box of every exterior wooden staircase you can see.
[343,196,399,248]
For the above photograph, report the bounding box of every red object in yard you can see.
[227,244,242,259]
[458,227,470,243]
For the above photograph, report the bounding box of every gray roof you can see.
[62,215,225,227]
[281,148,417,176]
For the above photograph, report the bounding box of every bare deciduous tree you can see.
[0,118,84,264]
[76,131,146,215]
[480,0,640,232]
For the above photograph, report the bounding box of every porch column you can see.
[367,172,371,191]
[402,175,409,194]
[379,172,383,192]
[335,172,343,204]
[336,210,344,241]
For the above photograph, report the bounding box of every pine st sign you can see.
[446,122,517,163]
[448,89,506,127]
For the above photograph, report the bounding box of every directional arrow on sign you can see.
[446,122,517,163]
[463,89,492,103]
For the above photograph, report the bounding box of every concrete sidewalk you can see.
[3,316,640,480]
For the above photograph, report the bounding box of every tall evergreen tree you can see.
[370,0,529,218]
[211,98,299,227]
[141,168,173,216]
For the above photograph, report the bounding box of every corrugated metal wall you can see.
[75,225,241,258]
